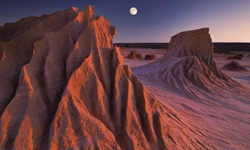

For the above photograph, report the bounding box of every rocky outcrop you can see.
[0,6,202,150]
[127,50,142,59]
[132,28,248,99]
[222,61,248,72]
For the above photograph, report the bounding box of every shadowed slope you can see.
[0,6,83,115]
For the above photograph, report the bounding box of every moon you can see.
[130,7,137,15]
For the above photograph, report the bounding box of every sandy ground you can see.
[122,48,250,149]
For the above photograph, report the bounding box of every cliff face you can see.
[166,28,232,82]
[0,6,201,150]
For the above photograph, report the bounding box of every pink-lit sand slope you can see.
[130,28,250,150]
[0,6,215,150]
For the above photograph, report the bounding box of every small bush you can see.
[144,54,156,60]
[236,54,244,58]
[227,56,242,60]
[227,54,244,60]
[125,44,130,48]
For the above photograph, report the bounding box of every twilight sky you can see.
[0,0,249,43]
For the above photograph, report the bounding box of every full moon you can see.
[130,7,137,15]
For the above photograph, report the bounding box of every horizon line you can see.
[114,42,250,44]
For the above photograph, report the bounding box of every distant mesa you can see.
[0,5,199,150]
[132,28,247,99]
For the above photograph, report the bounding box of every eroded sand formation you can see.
[0,6,206,150]
[133,28,249,99]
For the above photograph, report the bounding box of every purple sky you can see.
[0,0,249,42]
